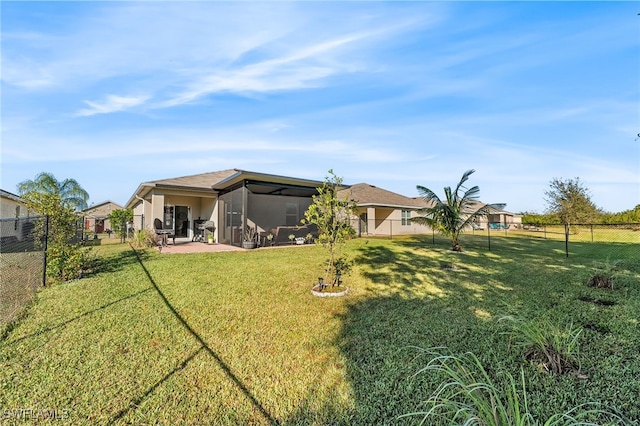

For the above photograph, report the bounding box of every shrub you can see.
[500,316,582,374]
[130,229,156,248]
[47,244,95,281]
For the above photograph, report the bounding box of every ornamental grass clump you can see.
[587,258,623,289]
[402,347,631,425]
[500,316,582,375]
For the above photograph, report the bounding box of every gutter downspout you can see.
[135,195,146,230]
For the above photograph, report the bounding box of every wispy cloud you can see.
[75,95,149,117]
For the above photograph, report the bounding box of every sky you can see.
[1,1,639,214]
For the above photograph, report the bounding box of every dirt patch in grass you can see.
[587,273,613,289]
[583,322,610,334]
[577,295,616,306]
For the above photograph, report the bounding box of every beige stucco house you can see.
[125,169,325,246]
[83,201,123,234]
[125,169,522,245]
[0,189,32,243]
[338,183,433,237]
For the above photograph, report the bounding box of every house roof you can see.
[339,183,427,209]
[0,189,25,204]
[125,169,327,208]
[83,200,123,212]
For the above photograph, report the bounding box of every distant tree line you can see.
[521,176,639,225]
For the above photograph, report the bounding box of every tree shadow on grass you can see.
[89,244,153,276]
[113,247,279,425]
[330,294,507,424]
[2,286,153,344]
[331,237,640,423]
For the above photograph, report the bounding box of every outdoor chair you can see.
[154,218,175,246]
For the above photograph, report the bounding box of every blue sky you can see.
[2,1,638,213]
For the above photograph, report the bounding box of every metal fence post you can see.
[564,223,569,258]
[42,215,49,287]
[487,222,491,251]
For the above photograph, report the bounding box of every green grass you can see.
[1,234,639,424]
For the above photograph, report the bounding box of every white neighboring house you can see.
[0,189,33,243]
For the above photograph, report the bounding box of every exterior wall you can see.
[131,189,218,240]
[0,194,31,241]
[355,206,432,237]
[1,196,29,219]
[163,194,217,240]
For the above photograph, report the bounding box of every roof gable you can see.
[340,183,427,209]
[149,169,238,190]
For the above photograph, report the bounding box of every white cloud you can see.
[75,95,150,117]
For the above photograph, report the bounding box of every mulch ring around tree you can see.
[311,285,349,297]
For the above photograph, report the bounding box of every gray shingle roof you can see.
[148,169,238,190]
[339,183,428,209]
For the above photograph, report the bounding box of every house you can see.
[338,183,432,237]
[0,189,33,243]
[83,201,124,234]
[482,204,522,229]
[125,169,325,247]
[125,169,522,246]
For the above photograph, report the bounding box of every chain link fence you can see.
[362,219,640,258]
[1,216,46,328]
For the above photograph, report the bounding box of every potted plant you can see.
[266,233,274,246]
[243,226,258,249]
[207,233,214,244]
[288,233,295,245]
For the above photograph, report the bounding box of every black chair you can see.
[154,218,175,246]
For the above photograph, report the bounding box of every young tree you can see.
[107,209,134,237]
[302,170,357,285]
[412,169,505,251]
[544,177,600,229]
[18,172,91,281]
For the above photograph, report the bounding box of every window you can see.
[285,202,298,226]
[401,210,411,226]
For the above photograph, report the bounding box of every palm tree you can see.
[17,172,89,211]
[412,169,504,251]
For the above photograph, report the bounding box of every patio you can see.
[156,238,308,254]
[157,239,245,254]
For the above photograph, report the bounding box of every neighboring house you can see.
[481,204,522,228]
[83,201,124,234]
[338,183,433,237]
[125,169,325,247]
[0,189,32,243]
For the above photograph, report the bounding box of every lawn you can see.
[1,234,639,424]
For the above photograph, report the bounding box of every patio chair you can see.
[154,218,175,246]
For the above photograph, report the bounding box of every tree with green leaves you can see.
[544,177,600,230]
[412,169,505,251]
[302,170,357,285]
[107,209,133,238]
[17,172,91,281]
[17,172,89,211]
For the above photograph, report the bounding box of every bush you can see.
[47,244,95,281]
[130,229,156,248]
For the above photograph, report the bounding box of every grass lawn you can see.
[1,234,639,424]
